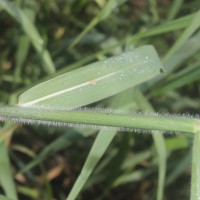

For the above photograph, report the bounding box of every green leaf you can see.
[144,30,200,90]
[133,89,167,200]
[18,45,163,107]
[68,0,120,49]
[190,132,200,200]
[67,129,116,200]
[66,90,134,200]
[0,140,18,200]
[0,0,55,74]
[154,59,200,94]
[126,13,195,44]
[0,195,15,200]
[163,9,200,63]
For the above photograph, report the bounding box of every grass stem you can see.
[0,105,198,134]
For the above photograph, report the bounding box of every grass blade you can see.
[154,60,200,94]
[133,89,167,200]
[145,30,200,90]
[153,132,166,200]
[66,91,134,200]
[0,195,15,200]
[190,132,200,200]
[125,13,194,44]
[0,140,18,200]
[167,0,183,21]
[68,0,118,49]
[66,129,116,200]
[14,0,37,81]
[148,0,159,23]
[166,151,191,186]
[0,0,55,74]
[18,45,163,107]
[13,13,195,98]
[163,9,200,63]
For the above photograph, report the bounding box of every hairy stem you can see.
[0,105,199,133]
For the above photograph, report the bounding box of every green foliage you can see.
[18,45,162,107]
[0,0,200,200]
[0,140,17,200]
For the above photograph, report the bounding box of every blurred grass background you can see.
[0,0,200,199]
